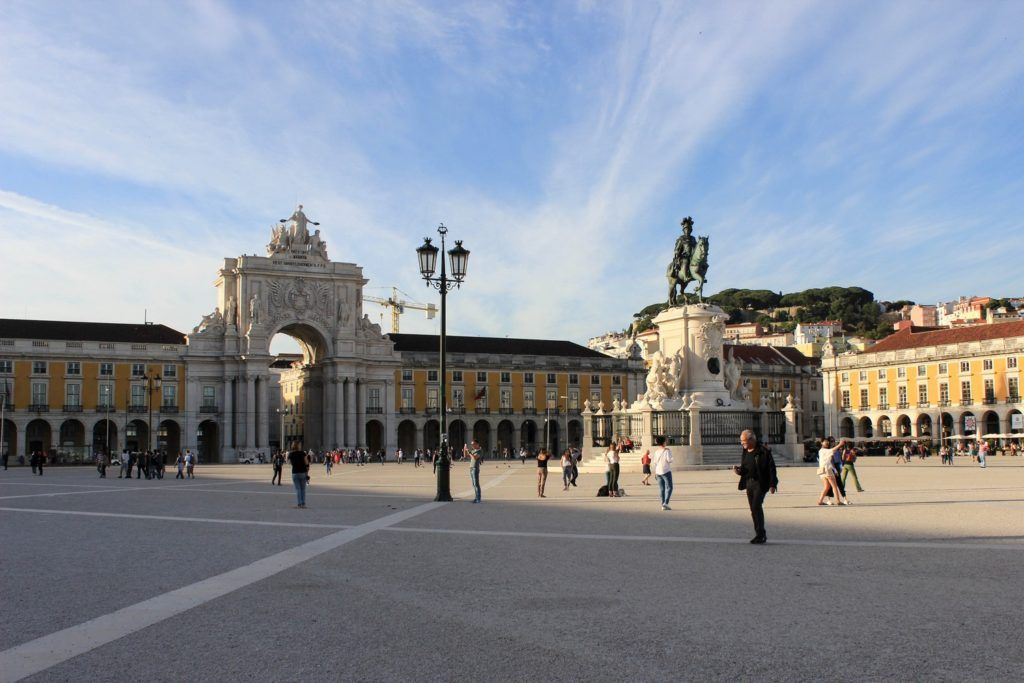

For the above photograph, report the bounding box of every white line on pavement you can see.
[0,468,515,682]
[0,502,444,683]
[0,507,353,530]
[382,526,1024,552]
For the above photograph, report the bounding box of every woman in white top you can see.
[652,436,673,510]
[605,443,620,497]
[560,450,574,491]
[817,438,848,505]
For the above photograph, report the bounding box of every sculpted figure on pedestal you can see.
[192,307,225,336]
[249,293,261,325]
[666,216,710,305]
[225,296,237,326]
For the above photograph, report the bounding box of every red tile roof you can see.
[867,321,1024,353]
[725,344,816,367]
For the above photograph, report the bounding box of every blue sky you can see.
[1,0,1022,349]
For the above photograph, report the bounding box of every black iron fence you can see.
[614,413,645,447]
[590,415,612,447]
[700,411,761,445]
[764,411,786,444]
[651,411,690,446]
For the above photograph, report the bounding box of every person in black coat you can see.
[733,430,778,544]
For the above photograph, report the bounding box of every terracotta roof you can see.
[0,319,186,345]
[867,320,1024,353]
[725,344,816,367]
[390,333,612,359]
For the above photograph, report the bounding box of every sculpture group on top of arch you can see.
[268,204,329,260]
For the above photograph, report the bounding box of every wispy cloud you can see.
[0,0,1022,345]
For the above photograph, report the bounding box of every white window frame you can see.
[65,382,81,407]
[66,362,81,376]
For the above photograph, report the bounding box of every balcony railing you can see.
[63,404,83,412]
[29,403,49,412]
[522,407,537,415]
[1007,396,1020,405]
[499,407,514,415]
[960,400,973,407]
[983,397,997,405]
[474,407,490,414]
[95,404,115,413]
[449,407,465,415]
[857,405,869,411]
[424,407,438,415]
[366,406,383,414]
[877,402,889,410]
[937,400,951,407]
[128,405,146,414]
[160,405,179,414]
[917,402,930,408]
[896,402,909,409]
[399,407,417,414]
[200,405,219,413]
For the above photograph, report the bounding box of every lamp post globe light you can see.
[416,224,470,502]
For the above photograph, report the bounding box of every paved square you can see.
[2,457,1022,682]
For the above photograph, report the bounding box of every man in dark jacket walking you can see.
[734,429,778,544]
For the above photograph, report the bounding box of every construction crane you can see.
[364,287,437,333]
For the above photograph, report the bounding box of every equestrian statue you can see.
[666,216,709,306]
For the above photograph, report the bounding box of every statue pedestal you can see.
[653,304,736,409]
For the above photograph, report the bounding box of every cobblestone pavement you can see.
[2,456,1022,682]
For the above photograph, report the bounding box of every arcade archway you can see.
[397,420,417,454]
[26,419,52,455]
[93,420,118,455]
[197,420,219,462]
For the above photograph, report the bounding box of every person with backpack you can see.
[271,450,284,485]
[652,437,673,510]
[841,444,865,493]
[175,452,186,479]
[184,450,195,479]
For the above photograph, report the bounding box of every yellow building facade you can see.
[0,320,188,461]
[821,321,1024,440]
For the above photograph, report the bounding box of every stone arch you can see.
[366,419,384,454]
[940,412,954,439]
[568,419,582,448]
[496,420,515,455]
[125,419,148,452]
[92,420,118,455]
[960,411,977,436]
[26,418,53,455]
[397,420,417,454]
[543,419,560,453]
[916,414,933,438]
[159,419,181,456]
[267,320,333,365]
[839,417,854,439]
[895,414,912,438]
[472,420,491,451]
[58,419,87,463]
[2,419,16,460]
[1008,409,1023,435]
[448,419,467,453]
[520,419,538,451]
[424,420,440,451]
[981,410,1000,436]
[857,416,873,438]
[197,420,219,462]
[876,415,892,438]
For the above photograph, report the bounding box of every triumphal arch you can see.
[184,206,400,461]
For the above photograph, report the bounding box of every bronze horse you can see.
[666,235,708,305]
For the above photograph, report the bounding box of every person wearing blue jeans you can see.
[652,436,674,510]
[287,443,310,508]
[465,440,483,503]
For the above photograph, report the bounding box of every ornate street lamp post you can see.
[417,224,470,502]
[142,372,162,452]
